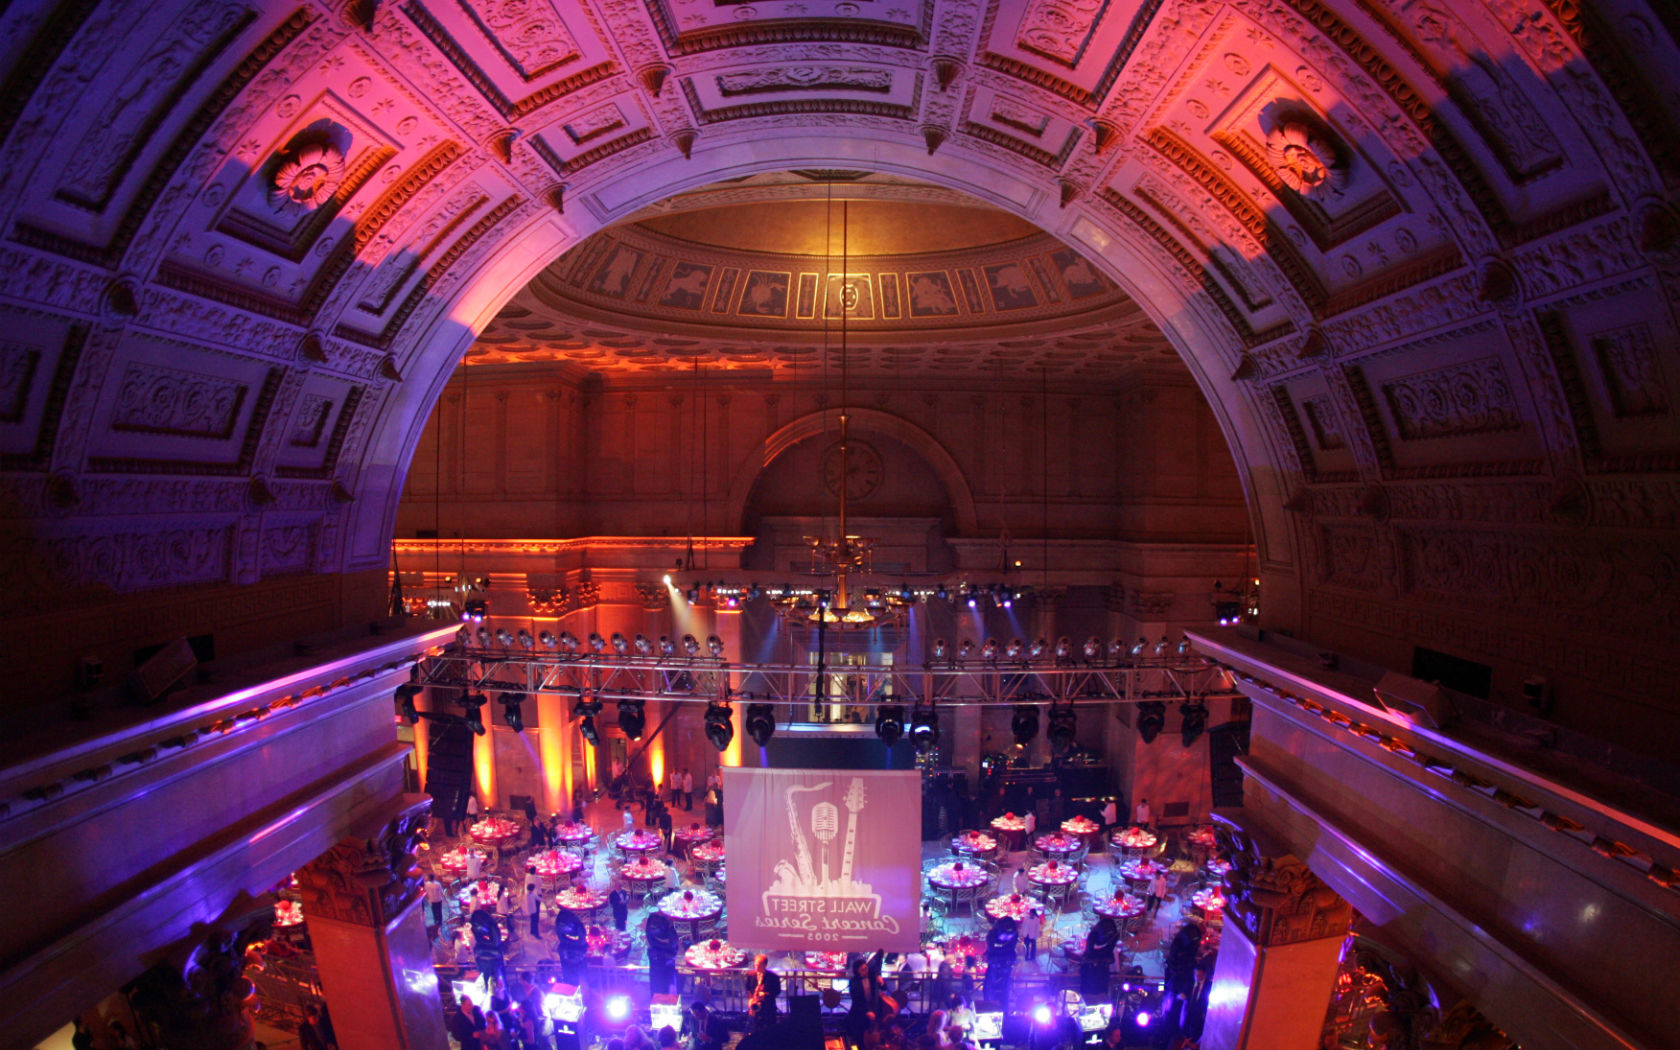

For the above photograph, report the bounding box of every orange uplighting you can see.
[650,734,666,793]
[474,729,496,807]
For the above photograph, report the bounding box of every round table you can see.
[1060,815,1100,849]
[713,865,727,887]
[1119,858,1166,886]
[274,899,305,928]
[456,878,508,913]
[658,888,724,941]
[805,951,848,973]
[1092,893,1145,921]
[1204,857,1233,882]
[691,840,725,869]
[615,829,664,856]
[554,822,596,848]
[551,886,608,921]
[1034,832,1083,860]
[435,845,492,878]
[469,817,522,849]
[529,849,583,886]
[673,823,714,857]
[1190,886,1226,919]
[952,830,999,856]
[982,893,1035,923]
[1026,861,1078,889]
[684,940,746,970]
[1111,825,1158,857]
[990,813,1028,851]
[620,858,672,898]
[928,861,988,914]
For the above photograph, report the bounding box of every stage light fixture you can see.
[1011,704,1039,745]
[499,692,526,734]
[516,629,534,649]
[1176,636,1192,658]
[611,632,629,654]
[460,691,487,735]
[1054,636,1072,661]
[1153,636,1169,657]
[1047,702,1077,754]
[704,700,734,752]
[1108,639,1125,662]
[932,638,947,660]
[462,599,488,622]
[1083,636,1102,660]
[875,705,905,746]
[495,628,514,646]
[559,631,580,653]
[1137,700,1166,744]
[959,639,975,660]
[588,632,606,653]
[683,634,700,657]
[634,633,652,655]
[475,628,491,648]
[1030,638,1047,658]
[573,693,602,745]
[707,634,724,658]
[605,995,631,1021]
[745,703,776,747]
[981,638,999,660]
[1179,700,1208,747]
[616,697,646,739]
[1006,638,1024,659]
[909,702,940,752]
[539,630,558,648]
[659,635,675,656]
[1129,638,1147,658]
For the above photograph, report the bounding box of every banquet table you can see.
[672,823,714,857]
[684,940,746,971]
[1118,859,1166,887]
[273,899,305,928]
[551,886,608,920]
[1189,886,1226,919]
[435,845,493,878]
[469,817,522,849]
[952,830,999,856]
[1026,861,1078,889]
[989,813,1028,851]
[1110,825,1159,856]
[615,829,664,855]
[1034,832,1083,859]
[553,821,596,848]
[1060,815,1100,849]
[620,857,672,897]
[658,887,724,941]
[456,878,508,914]
[529,849,583,886]
[927,862,988,890]
[982,893,1036,923]
[690,840,725,869]
[1092,893,1145,921]
[804,951,848,974]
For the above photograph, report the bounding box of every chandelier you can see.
[769,196,908,632]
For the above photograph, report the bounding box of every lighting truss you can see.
[415,639,1241,712]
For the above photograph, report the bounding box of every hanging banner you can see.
[723,767,922,953]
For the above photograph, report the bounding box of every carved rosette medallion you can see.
[268,144,346,213]
[1266,121,1346,200]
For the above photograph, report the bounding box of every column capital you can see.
[1216,817,1352,947]
[296,796,431,927]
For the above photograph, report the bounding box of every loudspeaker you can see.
[788,994,820,1022]
[128,637,197,704]
[425,721,475,820]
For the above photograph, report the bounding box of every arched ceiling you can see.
[466,172,1178,376]
[0,0,1677,748]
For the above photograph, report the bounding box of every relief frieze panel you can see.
[110,363,247,439]
[1380,355,1521,441]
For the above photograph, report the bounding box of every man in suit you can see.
[749,953,781,1031]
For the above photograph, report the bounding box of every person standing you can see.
[1100,798,1117,833]
[610,885,629,932]
[466,846,483,881]
[1021,907,1042,962]
[524,866,543,938]
[682,768,694,811]
[424,872,446,929]
[467,792,482,823]
[1133,797,1152,830]
[749,954,781,1031]
[450,998,487,1050]
[1147,869,1169,917]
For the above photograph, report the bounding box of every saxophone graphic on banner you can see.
[723,767,922,952]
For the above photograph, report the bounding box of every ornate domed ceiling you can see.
[463,172,1178,377]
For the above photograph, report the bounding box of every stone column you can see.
[295,797,450,1050]
[1199,823,1354,1050]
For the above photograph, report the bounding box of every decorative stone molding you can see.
[128,895,271,1050]
[1264,119,1346,200]
[1215,825,1352,947]
[295,796,431,927]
